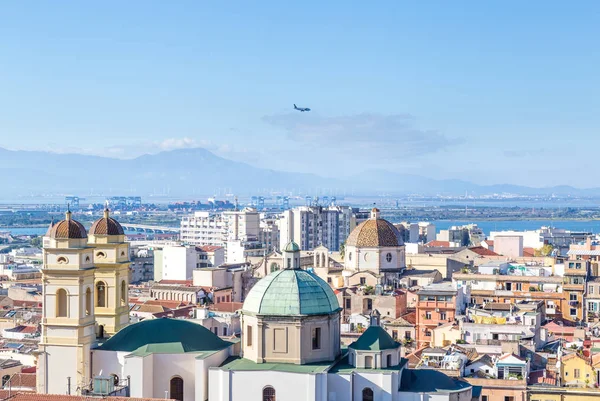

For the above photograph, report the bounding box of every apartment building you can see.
[415,282,468,347]
[278,205,358,251]
[161,244,225,281]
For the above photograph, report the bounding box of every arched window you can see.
[85,256,90,262]
[85,287,92,316]
[348,252,352,261]
[96,281,107,308]
[56,288,68,317]
[2,374,10,387]
[362,387,374,401]
[120,281,127,306]
[170,376,184,401]
[365,355,373,368]
[56,256,68,264]
[321,253,326,267]
[386,354,392,367]
[263,386,276,401]
[386,252,392,263]
[96,251,106,259]
[270,263,279,273]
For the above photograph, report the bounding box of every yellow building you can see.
[529,386,600,401]
[87,208,130,336]
[560,353,595,387]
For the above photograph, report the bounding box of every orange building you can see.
[415,283,464,347]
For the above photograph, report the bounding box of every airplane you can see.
[294,104,311,112]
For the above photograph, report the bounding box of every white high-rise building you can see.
[278,205,358,251]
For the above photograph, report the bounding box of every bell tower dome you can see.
[37,209,96,395]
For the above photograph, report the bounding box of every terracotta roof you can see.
[153,305,196,319]
[5,325,37,334]
[528,369,557,386]
[3,373,36,389]
[156,280,193,285]
[523,247,536,257]
[48,211,87,240]
[544,321,576,334]
[468,246,499,256]
[401,311,417,325]
[196,245,223,252]
[346,218,402,248]
[144,300,189,309]
[425,240,451,247]
[89,209,124,236]
[483,240,494,246]
[210,302,243,313]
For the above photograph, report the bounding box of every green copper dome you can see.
[243,269,340,316]
[349,325,401,351]
[283,241,301,252]
[96,318,231,354]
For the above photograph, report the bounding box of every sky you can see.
[1,1,599,187]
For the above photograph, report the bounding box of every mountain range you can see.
[0,147,597,198]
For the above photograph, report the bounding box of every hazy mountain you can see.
[0,147,598,198]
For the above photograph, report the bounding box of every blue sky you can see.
[1,1,598,187]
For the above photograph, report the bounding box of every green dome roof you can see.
[283,241,301,252]
[243,269,340,316]
[349,325,400,351]
[97,318,231,354]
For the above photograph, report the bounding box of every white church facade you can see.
[37,210,477,401]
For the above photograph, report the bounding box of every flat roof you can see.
[216,356,332,374]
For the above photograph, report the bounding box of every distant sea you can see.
[2,227,141,236]
[3,219,600,237]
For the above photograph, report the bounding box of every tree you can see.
[339,242,345,259]
[30,236,43,248]
[534,244,554,257]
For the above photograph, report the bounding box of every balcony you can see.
[418,301,454,309]
[563,284,585,291]
[564,268,588,276]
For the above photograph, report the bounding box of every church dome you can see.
[49,211,87,240]
[243,269,340,316]
[283,241,301,252]
[97,318,231,353]
[89,208,124,236]
[345,218,402,248]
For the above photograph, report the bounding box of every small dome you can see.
[345,218,402,248]
[283,241,301,253]
[243,269,340,316]
[90,208,124,236]
[97,318,230,353]
[49,211,87,240]
[349,326,400,351]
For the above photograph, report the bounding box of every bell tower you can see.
[37,210,96,395]
[88,207,130,336]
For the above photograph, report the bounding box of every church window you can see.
[169,376,184,401]
[56,288,68,318]
[286,258,291,268]
[96,281,107,307]
[364,356,373,368]
[85,256,90,262]
[321,253,326,267]
[263,386,276,401]
[360,277,366,285]
[96,251,106,259]
[2,375,9,387]
[387,354,392,367]
[57,256,68,264]
[247,325,253,346]
[120,280,127,306]
[386,252,392,263]
[348,252,352,261]
[312,327,321,350]
[362,387,374,401]
[85,287,92,316]
[270,263,279,273]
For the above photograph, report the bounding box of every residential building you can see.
[161,244,225,281]
[438,224,485,247]
[561,352,595,387]
[461,302,544,346]
[278,205,358,251]
[494,235,524,258]
[415,282,468,347]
